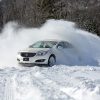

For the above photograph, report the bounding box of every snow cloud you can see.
[0,19,100,67]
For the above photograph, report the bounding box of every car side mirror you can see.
[57,46,63,49]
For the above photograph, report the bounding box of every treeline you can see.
[0,0,100,36]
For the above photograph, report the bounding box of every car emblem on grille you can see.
[25,53,28,57]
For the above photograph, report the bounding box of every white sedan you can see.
[17,40,73,66]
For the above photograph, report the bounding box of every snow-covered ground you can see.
[0,19,100,100]
[0,66,100,100]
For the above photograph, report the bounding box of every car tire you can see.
[48,55,56,67]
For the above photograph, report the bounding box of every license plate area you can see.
[23,58,29,61]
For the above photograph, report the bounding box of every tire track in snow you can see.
[0,66,100,100]
[30,69,75,100]
[3,78,14,100]
[37,66,100,100]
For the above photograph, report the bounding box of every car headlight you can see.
[36,51,49,56]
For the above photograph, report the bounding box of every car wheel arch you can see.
[49,54,56,60]
[47,54,56,67]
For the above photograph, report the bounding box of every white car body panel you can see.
[17,40,75,65]
[17,53,50,64]
[17,48,52,64]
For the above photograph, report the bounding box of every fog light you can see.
[35,59,45,62]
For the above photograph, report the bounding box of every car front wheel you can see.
[48,55,56,67]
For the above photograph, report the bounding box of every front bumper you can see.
[17,54,49,64]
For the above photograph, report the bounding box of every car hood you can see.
[19,48,50,53]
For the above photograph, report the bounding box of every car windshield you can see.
[29,41,57,48]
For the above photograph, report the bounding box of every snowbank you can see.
[0,66,100,100]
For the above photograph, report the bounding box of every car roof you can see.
[40,39,64,42]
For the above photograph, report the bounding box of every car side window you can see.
[63,42,73,48]
[57,41,73,49]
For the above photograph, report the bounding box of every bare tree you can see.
[0,0,100,35]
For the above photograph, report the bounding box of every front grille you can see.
[21,52,36,57]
